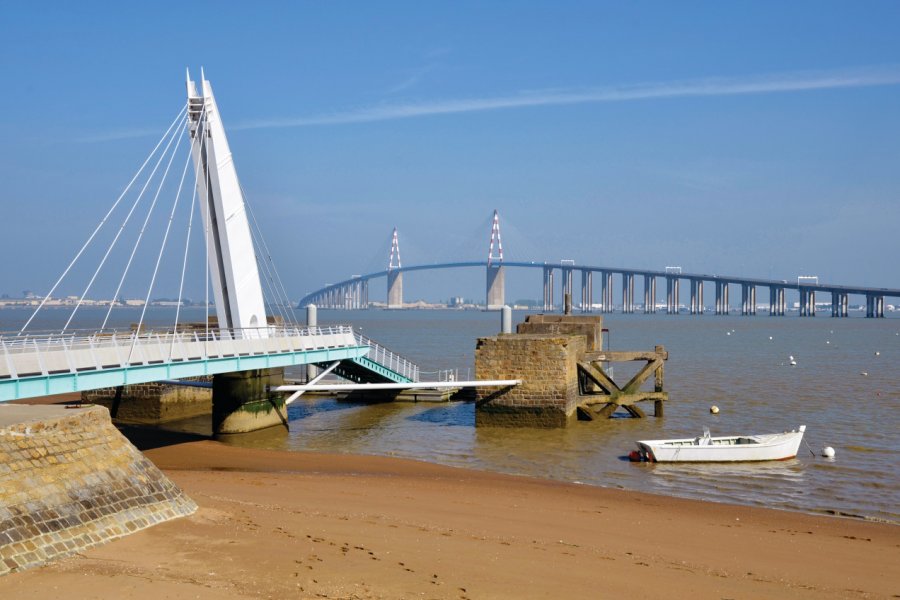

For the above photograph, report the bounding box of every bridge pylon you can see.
[387,227,403,308]
[486,209,505,310]
[187,69,268,335]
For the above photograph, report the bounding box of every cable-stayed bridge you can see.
[0,71,421,414]
[300,213,900,318]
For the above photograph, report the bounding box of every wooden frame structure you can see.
[576,345,667,419]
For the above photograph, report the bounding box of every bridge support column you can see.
[869,295,885,318]
[581,271,593,312]
[486,265,505,310]
[562,269,574,311]
[741,284,755,316]
[715,282,730,315]
[622,273,634,314]
[601,271,613,313]
[387,270,403,309]
[831,292,840,317]
[543,267,554,311]
[690,279,703,315]
[212,368,287,435]
[800,288,815,317]
[750,285,756,315]
[665,277,680,314]
[643,275,654,313]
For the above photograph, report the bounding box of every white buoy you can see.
[822,446,835,458]
[790,360,797,366]
[861,371,868,376]
[769,336,773,340]
[726,331,731,336]
[826,340,830,344]
[875,351,880,357]
[710,405,719,414]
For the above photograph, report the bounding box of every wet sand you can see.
[1,434,898,599]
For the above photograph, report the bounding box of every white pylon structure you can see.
[487,209,503,267]
[486,209,505,310]
[187,69,268,336]
[387,227,403,308]
[388,227,402,270]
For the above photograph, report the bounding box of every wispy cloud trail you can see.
[79,66,900,141]
[232,66,900,130]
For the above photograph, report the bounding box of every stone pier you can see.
[475,315,602,427]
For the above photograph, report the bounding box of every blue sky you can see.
[1,1,898,303]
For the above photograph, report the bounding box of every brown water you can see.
[246,309,899,523]
[7,307,899,522]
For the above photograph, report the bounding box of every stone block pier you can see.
[0,405,196,575]
[475,314,668,426]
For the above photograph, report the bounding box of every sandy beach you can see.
[0,426,897,600]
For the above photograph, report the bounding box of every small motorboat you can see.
[631,425,806,463]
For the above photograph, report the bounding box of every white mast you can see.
[187,69,268,336]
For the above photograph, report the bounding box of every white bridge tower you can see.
[187,70,268,335]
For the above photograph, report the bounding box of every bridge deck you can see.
[0,326,418,402]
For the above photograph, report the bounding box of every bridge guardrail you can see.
[0,325,360,380]
[352,331,419,382]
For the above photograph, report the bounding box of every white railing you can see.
[352,331,419,382]
[0,325,358,379]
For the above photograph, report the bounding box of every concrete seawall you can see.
[0,404,196,575]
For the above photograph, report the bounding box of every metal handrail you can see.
[0,325,358,378]
[352,331,419,381]
[1,325,422,383]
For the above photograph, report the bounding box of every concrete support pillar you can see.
[666,277,679,314]
[601,271,613,313]
[832,292,839,317]
[622,273,635,314]
[672,277,681,315]
[690,280,698,314]
[643,275,655,313]
[486,265,505,310]
[387,270,403,308]
[877,296,885,318]
[212,368,287,435]
[581,271,593,312]
[842,293,849,317]
[562,269,574,311]
[543,267,554,312]
[779,288,786,316]
[750,285,756,315]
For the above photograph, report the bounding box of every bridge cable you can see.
[129,147,194,362]
[63,112,188,333]
[19,105,187,334]
[241,195,298,325]
[171,183,198,357]
[96,116,187,332]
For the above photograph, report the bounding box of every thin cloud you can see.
[79,66,900,141]
[77,127,168,143]
[233,66,900,130]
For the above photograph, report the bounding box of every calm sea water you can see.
[5,306,899,522]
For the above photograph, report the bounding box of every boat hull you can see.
[636,428,805,463]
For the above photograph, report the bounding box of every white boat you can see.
[632,425,806,463]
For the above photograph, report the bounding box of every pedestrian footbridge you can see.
[0,326,418,402]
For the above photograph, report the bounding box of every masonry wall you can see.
[82,378,211,423]
[0,405,197,575]
[515,314,604,352]
[474,334,585,427]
